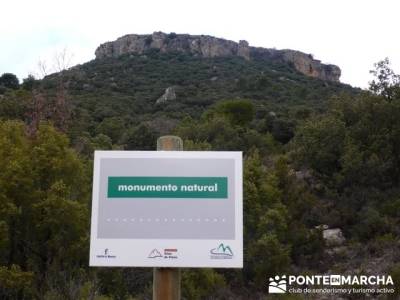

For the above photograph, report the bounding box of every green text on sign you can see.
[108,177,228,199]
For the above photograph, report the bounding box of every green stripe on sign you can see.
[108,177,228,199]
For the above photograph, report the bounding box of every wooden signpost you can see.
[154,136,183,300]
[89,136,242,300]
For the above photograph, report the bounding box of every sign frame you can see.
[89,150,243,268]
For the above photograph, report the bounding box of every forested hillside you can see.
[26,50,355,148]
[0,43,399,299]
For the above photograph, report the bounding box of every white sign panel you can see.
[89,151,243,268]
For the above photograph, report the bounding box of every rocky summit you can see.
[95,32,341,82]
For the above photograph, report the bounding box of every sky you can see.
[1,0,399,88]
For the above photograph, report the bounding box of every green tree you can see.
[369,58,400,101]
[208,99,255,126]
[248,233,291,285]
[242,150,293,287]
[121,124,157,150]
[95,117,125,143]
[0,120,90,299]
[0,265,33,298]
[21,75,37,91]
[182,269,226,300]
[0,73,19,91]
[292,64,400,245]
[0,89,31,120]
[293,115,345,176]
[175,114,275,154]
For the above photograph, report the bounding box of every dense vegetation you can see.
[0,52,399,299]
[39,50,355,146]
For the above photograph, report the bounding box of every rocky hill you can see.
[3,33,398,300]
[95,32,341,82]
[32,32,356,145]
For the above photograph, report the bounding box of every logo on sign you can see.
[148,248,178,259]
[210,243,233,259]
[96,248,116,259]
[148,249,162,258]
[164,248,178,259]
[268,275,287,293]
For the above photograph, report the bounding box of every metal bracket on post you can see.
[153,135,182,300]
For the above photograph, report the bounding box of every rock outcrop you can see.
[281,50,341,82]
[323,228,346,247]
[95,32,341,82]
[156,86,176,104]
[95,32,251,61]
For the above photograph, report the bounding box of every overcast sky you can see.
[1,0,399,88]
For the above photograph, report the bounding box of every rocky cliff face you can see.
[95,32,341,82]
[281,50,341,82]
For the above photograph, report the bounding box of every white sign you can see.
[89,151,243,268]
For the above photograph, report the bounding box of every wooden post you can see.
[157,135,183,151]
[153,267,181,300]
[153,135,182,300]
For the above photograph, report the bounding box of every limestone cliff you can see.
[95,32,341,82]
[281,50,341,82]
